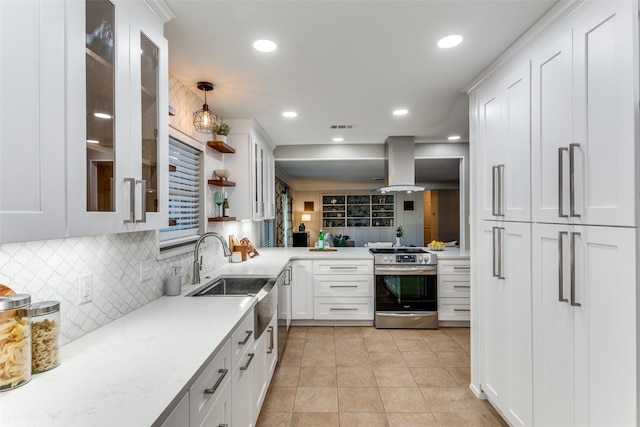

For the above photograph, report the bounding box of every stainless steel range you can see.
[370,248,438,329]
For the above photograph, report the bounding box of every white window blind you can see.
[263,219,274,247]
[159,137,201,246]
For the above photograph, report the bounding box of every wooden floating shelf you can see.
[208,179,236,187]
[207,140,235,153]
[208,216,236,222]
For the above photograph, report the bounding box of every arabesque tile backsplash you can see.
[0,75,262,345]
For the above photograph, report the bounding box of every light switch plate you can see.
[78,273,92,304]
[139,259,153,283]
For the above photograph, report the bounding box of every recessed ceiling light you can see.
[438,34,463,49]
[448,135,461,141]
[333,137,344,142]
[87,139,100,144]
[94,112,112,119]
[393,109,408,116]
[253,39,277,52]
[282,111,297,118]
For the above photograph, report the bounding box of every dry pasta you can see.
[0,316,30,389]
[31,319,59,373]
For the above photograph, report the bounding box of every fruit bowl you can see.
[427,241,445,251]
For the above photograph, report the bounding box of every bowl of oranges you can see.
[427,240,445,251]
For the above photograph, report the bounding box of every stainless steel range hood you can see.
[378,136,425,193]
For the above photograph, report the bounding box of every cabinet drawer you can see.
[438,298,471,321]
[438,261,471,275]
[314,259,373,275]
[314,275,373,297]
[189,339,232,427]
[313,297,374,320]
[200,379,231,427]
[232,309,255,369]
[438,275,471,298]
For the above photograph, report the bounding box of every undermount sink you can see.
[188,276,274,297]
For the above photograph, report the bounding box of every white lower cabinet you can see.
[480,221,532,427]
[291,260,314,320]
[190,339,232,427]
[532,224,636,427]
[437,260,471,324]
[160,392,190,427]
[313,260,374,321]
[232,349,254,427]
[252,314,278,425]
[201,381,231,427]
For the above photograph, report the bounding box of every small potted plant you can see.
[395,226,403,247]
[213,122,230,143]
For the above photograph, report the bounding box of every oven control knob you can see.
[418,256,424,262]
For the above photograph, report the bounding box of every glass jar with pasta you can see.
[0,294,31,391]
[30,301,60,374]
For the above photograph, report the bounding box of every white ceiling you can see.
[163,0,556,185]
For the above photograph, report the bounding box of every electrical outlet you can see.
[139,259,153,283]
[78,273,92,304]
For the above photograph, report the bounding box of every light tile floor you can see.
[257,326,508,427]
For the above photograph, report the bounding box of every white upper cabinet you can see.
[0,0,67,243]
[66,0,169,237]
[477,61,531,222]
[225,120,275,221]
[532,1,636,227]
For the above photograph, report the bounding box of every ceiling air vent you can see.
[329,124,354,129]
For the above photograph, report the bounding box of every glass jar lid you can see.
[31,301,60,316]
[0,294,31,310]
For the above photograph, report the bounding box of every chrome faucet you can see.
[192,232,232,284]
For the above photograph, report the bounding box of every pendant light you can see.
[193,81,218,133]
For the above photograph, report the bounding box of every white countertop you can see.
[426,247,471,260]
[0,247,374,427]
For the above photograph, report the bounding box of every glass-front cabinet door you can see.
[67,0,168,236]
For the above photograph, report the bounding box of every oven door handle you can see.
[375,266,437,275]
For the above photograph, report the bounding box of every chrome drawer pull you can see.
[124,178,136,224]
[558,147,569,218]
[452,266,470,270]
[329,266,359,270]
[135,179,147,223]
[204,368,228,395]
[569,143,581,218]
[570,232,581,307]
[453,285,470,288]
[240,353,255,371]
[453,308,471,312]
[329,307,358,311]
[267,326,274,354]
[558,231,568,303]
[238,330,253,346]
[329,285,358,288]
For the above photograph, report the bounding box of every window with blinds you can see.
[263,219,274,248]
[159,136,202,248]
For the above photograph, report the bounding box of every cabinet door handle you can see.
[124,178,136,224]
[219,424,228,427]
[330,266,358,270]
[267,326,274,354]
[204,368,228,395]
[569,143,580,218]
[285,266,291,285]
[492,227,505,279]
[240,353,255,371]
[497,164,505,216]
[492,165,499,216]
[558,231,569,302]
[329,285,358,288]
[238,330,253,346]
[330,307,358,311]
[558,147,569,218]
[453,308,471,312]
[492,227,499,278]
[453,285,470,289]
[135,179,147,223]
[570,232,581,307]
[452,266,471,271]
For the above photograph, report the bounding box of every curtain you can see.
[275,178,293,247]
